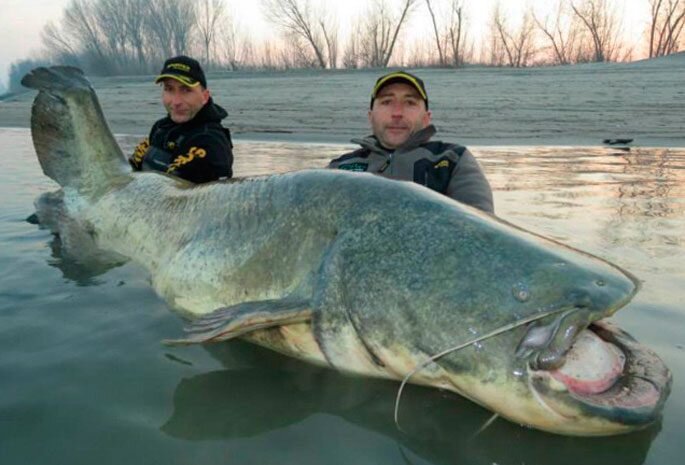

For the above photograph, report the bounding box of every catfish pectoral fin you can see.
[162,298,313,346]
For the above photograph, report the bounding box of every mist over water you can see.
[1,128,684,465]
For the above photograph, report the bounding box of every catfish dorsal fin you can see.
[163,298,312,346]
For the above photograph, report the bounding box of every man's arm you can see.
[129,120,161,170]
[446,148,495,214]
[128,138,149,170]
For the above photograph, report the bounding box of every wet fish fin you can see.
[21,66,128,195]
[163,298,312,346]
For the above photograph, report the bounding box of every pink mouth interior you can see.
[549,329,625,395]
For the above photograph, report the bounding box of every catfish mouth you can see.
[529,320,672,424]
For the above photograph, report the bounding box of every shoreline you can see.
[2,56,684,148]
[4,126,682,150]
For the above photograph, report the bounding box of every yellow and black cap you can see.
[155,55,207,88]
[370,71,428,109]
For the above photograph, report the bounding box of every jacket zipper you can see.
[379,152,393,173]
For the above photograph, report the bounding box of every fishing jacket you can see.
[328,125,494,213]
[129,98,233,183]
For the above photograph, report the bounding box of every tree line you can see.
[5,0,685,92]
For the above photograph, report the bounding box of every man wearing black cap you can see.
[328,71,494,213]
[129,55,233,183]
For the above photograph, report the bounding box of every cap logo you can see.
[168,63,191,72]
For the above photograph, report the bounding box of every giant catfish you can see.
[22,66,671,436]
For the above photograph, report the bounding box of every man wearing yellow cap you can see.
[328,71,494,213]
[129,55,233,183]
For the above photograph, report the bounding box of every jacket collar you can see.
[351,124,437,154]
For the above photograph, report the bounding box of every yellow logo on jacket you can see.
[434,160,449,169]
[167,147,207,173]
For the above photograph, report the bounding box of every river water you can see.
[1,127,683,464]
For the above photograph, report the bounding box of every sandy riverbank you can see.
[1,52,683,147]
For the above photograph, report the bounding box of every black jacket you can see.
[328,125,494,213]
[130,98,233,183]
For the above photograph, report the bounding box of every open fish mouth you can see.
[529,319,672,424]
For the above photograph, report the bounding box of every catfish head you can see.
[333,192,672,436]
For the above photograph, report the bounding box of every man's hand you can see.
[129,138,150,169]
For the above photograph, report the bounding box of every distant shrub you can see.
[7,58,51,93]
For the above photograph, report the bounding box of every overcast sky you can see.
[0,0,650,88]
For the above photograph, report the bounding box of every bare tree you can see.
[534,0,583,65]
[417,0,470,67]
[95,0,139,71]
[359,0,418,67]
[648,0,685,57]
[61,0,110,71]
[217,16,243,70]
[490,3,537,67]
[120,0,152,72]
[259,40,281,70]
[42,1,121,73]
[320,16,339,68]
[197,0,227,68]
[146,0,197,59]
[239,37,258,69]
[41,21,79,62]
[446,0,469,67]
[400,38,428,67]
[425,0,445,66]
[261,0,337,68]
[41,0,200,75]
[288,34,320,68]
[342,20,362,68]
[570,0,623,62]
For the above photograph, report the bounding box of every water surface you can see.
[1,128,683,464]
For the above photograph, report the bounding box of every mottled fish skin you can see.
[23,66,671,436]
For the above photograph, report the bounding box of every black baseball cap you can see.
[370,71,428,109]
[155,55,207,88]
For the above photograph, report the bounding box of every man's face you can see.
[161,78,210,123]
[368,82,432,149]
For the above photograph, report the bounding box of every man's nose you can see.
[170,91,183,105]
[390,102,404,116]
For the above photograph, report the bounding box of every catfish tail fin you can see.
[21,66,130,196]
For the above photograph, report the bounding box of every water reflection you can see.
[613,148,684,219]
[41,232,125,286]
[162,343,659,465]
[28,204,127,286]
[479,146,685,253]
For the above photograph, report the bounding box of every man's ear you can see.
[202,88,211,104]
[423,109,432,126]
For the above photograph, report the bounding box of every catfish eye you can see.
[512,283,530,302]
